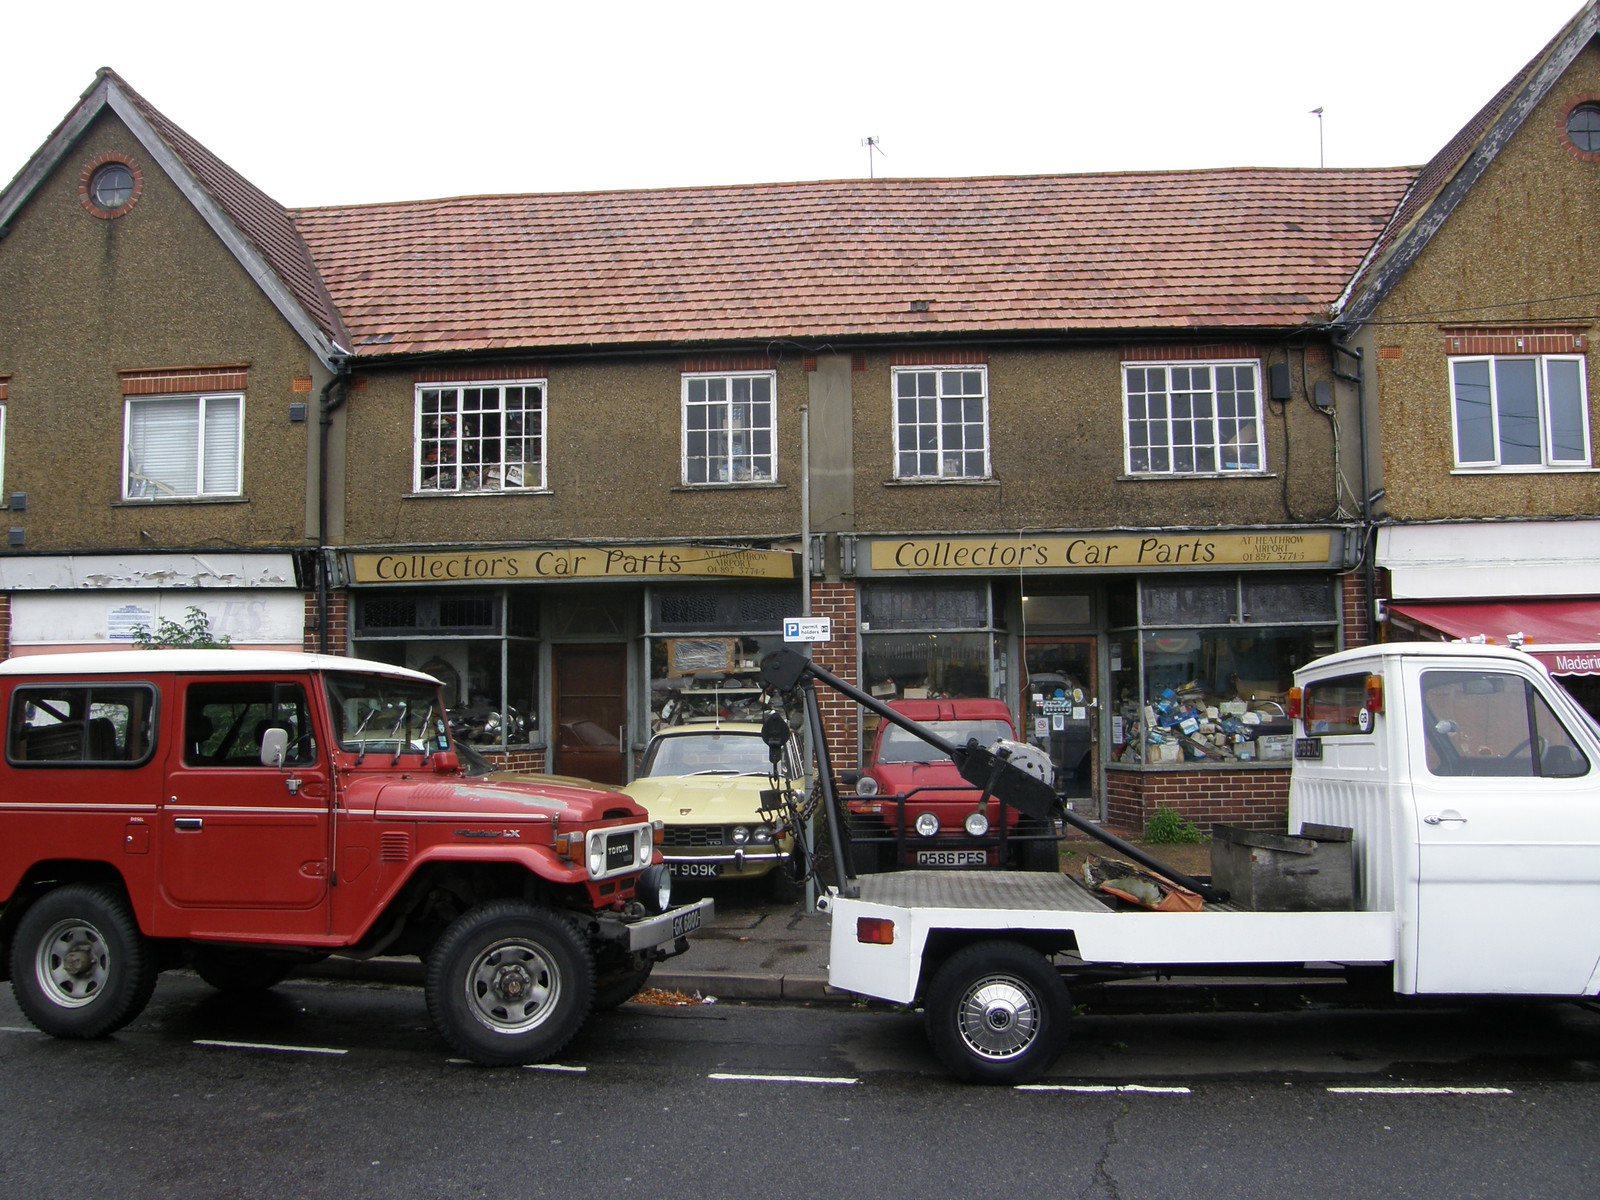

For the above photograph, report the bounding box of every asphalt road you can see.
[1,972,1597,1199]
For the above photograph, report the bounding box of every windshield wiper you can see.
[350,705,379,765]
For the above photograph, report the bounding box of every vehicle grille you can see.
[661,825,726,848]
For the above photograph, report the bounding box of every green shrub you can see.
[1143,805,1205,844]
[132,606,232,649]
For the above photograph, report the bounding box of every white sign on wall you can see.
[782,617,833,643]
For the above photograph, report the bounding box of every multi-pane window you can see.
[1449,356,1591,469]
[682,372,776,485]
[124,393,242,499]
[1123,362,1263,474]
[416,381,546,492]
[893,367,989,479]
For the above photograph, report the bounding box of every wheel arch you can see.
[916,927,1077,1002]
[1,861,138,984]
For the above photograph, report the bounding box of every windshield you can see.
[876,719,1012,765]
[641,730,785,778]
[325,672,449,759]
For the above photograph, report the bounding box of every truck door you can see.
[1407,662,1600,994]
[156,677,331,937]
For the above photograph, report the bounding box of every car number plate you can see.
[916,849,988,867]
[671,906,703,938]
[670,862,719,878]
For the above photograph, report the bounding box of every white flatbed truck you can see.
[761,642,1600,1083]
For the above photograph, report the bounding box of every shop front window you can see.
[353,590,538,748]
[1109,575,1337,767]
[646,586,794,731]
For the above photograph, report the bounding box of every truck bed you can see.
[826,870,1397,1005]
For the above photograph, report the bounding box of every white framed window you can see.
[415,380,546,493]
[123,393,242,499]
[1123,361,1263,475]
[1449,355,1591,469]
[682,371,776,485]
[892,366,989,480]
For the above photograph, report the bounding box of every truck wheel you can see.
[10,884,158,1039]
[190,947,295,992]
[924,941,1070,1084]
[592,962,654,1011]
[425,902,595,1066]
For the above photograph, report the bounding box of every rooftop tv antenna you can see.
[1310,107,1325,168]
[862,135,885,179]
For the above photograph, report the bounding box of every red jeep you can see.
[0,650,710,1065]
[845,698,1060,872]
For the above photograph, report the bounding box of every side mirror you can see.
[431,750,460,774]
[260,727,289,769]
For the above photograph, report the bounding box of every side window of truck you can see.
[7,684,157,766]
[1419,670,1590,779]
[184,681,317,767]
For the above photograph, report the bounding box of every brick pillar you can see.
[305,589,351,654]
[807,580,860,771]
[0,593,11,661]
[1342,565,1373,649]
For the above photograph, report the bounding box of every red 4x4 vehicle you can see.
[0,650,709,1065]
[845,698,1061,873]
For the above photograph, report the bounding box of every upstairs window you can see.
[416,381,546,493]
[1449,356,1591,469]
[682,372,776,485]
[1123,361,1263,474]
[893,367,989,480]
[123,393,242,499]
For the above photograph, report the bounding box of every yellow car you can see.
[623,722,804,901]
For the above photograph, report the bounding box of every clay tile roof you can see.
[102,70,349,350]
[291,168,1416,358]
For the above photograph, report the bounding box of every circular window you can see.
[1567,103,1600,153]
[78,156,142,219]
[90,163,134,210]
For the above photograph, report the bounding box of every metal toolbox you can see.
[1209,822,1354,911]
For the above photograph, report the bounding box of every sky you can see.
[0,0,1590,208]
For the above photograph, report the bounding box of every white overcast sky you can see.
[0,0,1588,208]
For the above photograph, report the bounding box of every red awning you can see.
[1388,600,1600,676]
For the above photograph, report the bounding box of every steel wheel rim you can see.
[464,937,560,1035]
[35,917,111,1009]
[955,974,1041,1061]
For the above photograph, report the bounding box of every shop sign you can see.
[348,545,797,584]
[866,532,1334,574]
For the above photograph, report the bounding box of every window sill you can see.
[404,489,552,499]
[1449,465,1597,475]
[1106,759,1291,771]
[671,481,786,492]
[883,477,998,487]
[114,495,248,506]
[1117,471,1275,482]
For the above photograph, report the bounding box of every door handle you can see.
[1423,814,1468,825]
[173,817,204,831]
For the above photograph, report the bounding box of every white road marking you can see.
[195,1039,347,1056]
[1017,1084,1192,1094]
[523,1063,587,1074]
[1327,1086,1514,1096]
[709,1072,859,1085]
[0,1026,40,1035]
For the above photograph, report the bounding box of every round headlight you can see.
[753,824,774,844]
[854,776,880,797]
[637,863,673,913]
[964,811,991,837]
[637,827,653,865]
[587,834,606,876]
[730,825,751,845]
[914,811,940,838]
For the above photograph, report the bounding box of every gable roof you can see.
[291,168,1415,357]
[0,69,349,362]
[1337,1,1600,323]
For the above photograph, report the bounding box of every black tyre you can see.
[10,884,158,1039]
[425,902,595,1066]
[767,851,804,904]
[191,947,296,992]
[1017,826,1061,873]
[592,961,654,1011]
[924,941,1071,1084]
